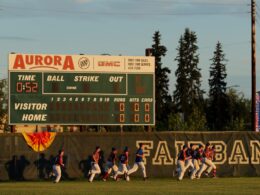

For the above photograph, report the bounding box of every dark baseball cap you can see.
[124,146,128,152]
[112,147,116,151]
[58,149,64,154]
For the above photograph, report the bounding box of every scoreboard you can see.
[9,53,155,125]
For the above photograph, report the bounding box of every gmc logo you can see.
[98,61,120,67]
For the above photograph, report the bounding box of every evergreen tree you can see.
[173,28,204,121]
[151,31,171,129]
[0,80,6,117]
[207,41,229,130]
[168,105,207,131]
[226,89,251,131]
[0,79,8,131]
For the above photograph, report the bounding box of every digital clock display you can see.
[8,53,155,125]
[16,82,38,93]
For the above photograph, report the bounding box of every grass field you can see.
[0,177,260,195]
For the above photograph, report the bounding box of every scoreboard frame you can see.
[8,53,155,126]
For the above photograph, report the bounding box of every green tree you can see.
[173,28,204,121]
[0,79,8,131]
[186,106,207,131]
[151,31,171,130]
[168,113,187,131]
[207,41,229,130]
[226,89,251,131]
[168,105,206,131]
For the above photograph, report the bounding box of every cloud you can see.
[95,0,248,17]
[0,0,98,19]
[170,0,246,4]
[74,0,93,3]
[0,0,249,19]
[0,36,35,41]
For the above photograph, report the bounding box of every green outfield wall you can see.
[0,131,259,180]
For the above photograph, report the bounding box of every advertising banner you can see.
[0,131,260,180]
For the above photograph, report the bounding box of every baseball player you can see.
[185,143,195,175]
[190,144,204,180]
[102,147,118,181]
[52,149,65,183]
[197,143,216,179]
[127,143,148,181]
[113,146,130,181]
[177,145,188,180]
[88,146,102,182]
[204,145,217,178]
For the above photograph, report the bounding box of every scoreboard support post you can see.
[145,48,154,132]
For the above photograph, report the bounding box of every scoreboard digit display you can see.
[9,53,155,125]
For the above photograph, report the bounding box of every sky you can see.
[0,0,259,98]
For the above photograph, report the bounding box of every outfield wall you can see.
[0,131,259,180]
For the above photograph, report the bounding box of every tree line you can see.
[153,28,251,131]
